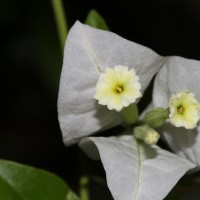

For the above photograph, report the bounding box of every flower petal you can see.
[79,134,195,200]
[58,21,164,146]
[152,56,200,166]
[95,65,142,111]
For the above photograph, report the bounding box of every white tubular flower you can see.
[169,90,200,129]
[94,65,142,111]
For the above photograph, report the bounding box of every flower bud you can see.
[133,124,160,145]
[144,108,169,128]
[143,128,160,145]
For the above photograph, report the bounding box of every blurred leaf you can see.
[0,159,80,200]
[66,190,80,200]
[85,9,109,30]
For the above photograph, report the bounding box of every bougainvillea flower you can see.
[58,21,163,146]
[94,65,142,111]
[58,22,198,200]
[152,56,200,167]
[168,90,200,129]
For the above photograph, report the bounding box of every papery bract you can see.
[152,56,200,167]
[79,133,195,200]
[58,21,164,146]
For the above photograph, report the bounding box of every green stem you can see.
[80,176,89,200]
[51,0,68,50]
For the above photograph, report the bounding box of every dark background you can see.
[1,0,200,199]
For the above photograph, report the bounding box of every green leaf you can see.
[85,9,109,30]
[0,159,80,200]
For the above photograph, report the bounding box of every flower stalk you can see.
[51,0,68,50]
[80,176,90,200]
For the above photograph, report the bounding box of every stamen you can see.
[115,86,123,93]
[177,105,184,114]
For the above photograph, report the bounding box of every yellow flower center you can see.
[115,86,123,93]
[177,105,184,114]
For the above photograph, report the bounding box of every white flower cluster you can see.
[58,21,200,200]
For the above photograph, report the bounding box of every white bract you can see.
[152,56,200,167]
[80,134,195,200]
[58,21,163,146]
[94,65,142,111]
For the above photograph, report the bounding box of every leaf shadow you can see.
[93,103,122,133]
[141,142,158,159]
[161,123,198,154]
